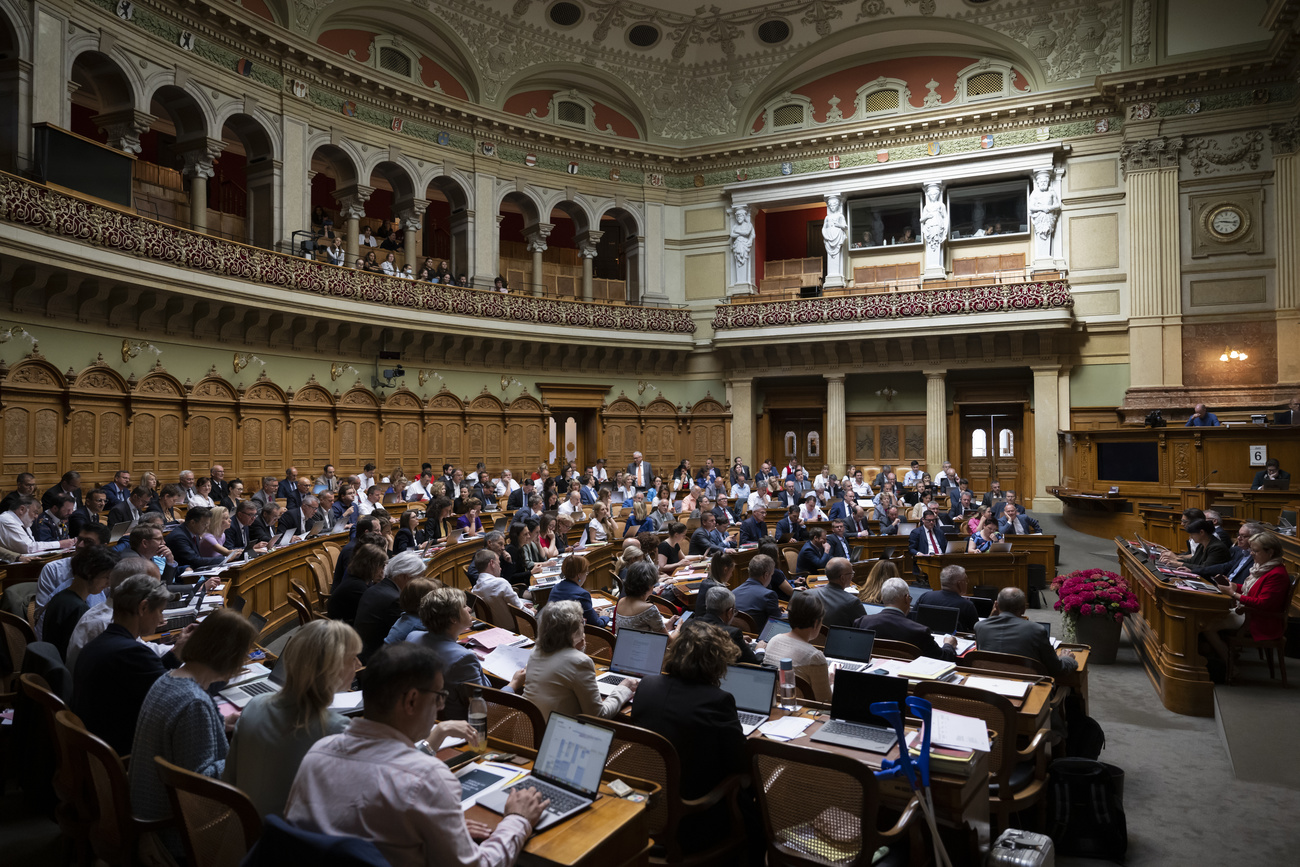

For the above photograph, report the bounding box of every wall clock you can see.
[1207,204,1247,241]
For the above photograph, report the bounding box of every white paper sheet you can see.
[482,644,534,681]
[928,708,991,752]
[758,716,814,741]
[962,675,1032,699]
[328,691,364,711]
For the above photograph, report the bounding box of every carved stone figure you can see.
[1028,169,1061,266]
[822,194,848,288]
[919,182,947,279]
[729,205,755,274]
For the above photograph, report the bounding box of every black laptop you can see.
[823,625,876,673]
[810,670,909,753]
[914,604,959,635]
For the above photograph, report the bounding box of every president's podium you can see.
[913,551,1028,592]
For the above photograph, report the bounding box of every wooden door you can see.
[770,412,824,473]
[551,410,598,475]
[959,408,1023,498]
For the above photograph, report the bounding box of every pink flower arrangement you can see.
[1051,569,1139,623]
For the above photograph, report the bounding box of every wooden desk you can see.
[226,535,345,632]
[1116,542,1233,717]
[915,552,1028,593]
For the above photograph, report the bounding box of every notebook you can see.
[108,520,135,544]
[822,626,876,673]
[596,629,669,696]
[809,670,908,753]
[719,664,778,735]
[477,713,615,830]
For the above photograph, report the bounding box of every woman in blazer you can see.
[523,600,632,721]
[1205,530,1293,663]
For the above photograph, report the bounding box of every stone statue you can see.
[919,182,947,278]
[729,205,755,274]
[822,194,847,286]
[1028,168,1062,266]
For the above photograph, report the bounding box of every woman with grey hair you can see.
[615,560,678,635]
[523,600,634,721]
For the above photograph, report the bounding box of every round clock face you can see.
[1209,206,1244,239]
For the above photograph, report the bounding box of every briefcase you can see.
[989,829,1055,866]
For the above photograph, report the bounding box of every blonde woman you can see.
[223,620,367,816]
[588,501,619,543]
[199,506,233,558]
[858,558,900,606]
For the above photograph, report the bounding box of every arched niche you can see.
[187,367,239,473]
[238,373,289,479]
[425,387,465,470]
[379,386,422,475]
[337,381,380,473]
[1,352,70,482]
[288,376,336,469]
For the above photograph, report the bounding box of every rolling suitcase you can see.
[989,829,1055,866]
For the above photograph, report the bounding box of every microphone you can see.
[1194,469,1218,489]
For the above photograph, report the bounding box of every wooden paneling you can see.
[952,252,1025,277]
[851,261,922,289]
[0,353,727,493]
[847,412,926,467]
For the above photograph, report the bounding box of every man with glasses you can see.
[33,523,112,638]
[286,643,547,866]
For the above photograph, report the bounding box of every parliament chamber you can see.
[1,0,1299,864]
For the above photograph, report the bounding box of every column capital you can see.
[1270,116,1300,156]
[396,198,430,231]
[177,137,226,179]
[922,369,947,380]
[92,109,154,154]
[1030,364,1062,375]
[1120,136,1185,176]
[524,222,554,253]
[823,372,845,382]
[332,184,374,220]
[576,229,603,259]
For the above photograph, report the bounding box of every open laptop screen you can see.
[966,595,994,619]
[915,604,959,635]
[719,665,777,715]
[533,713,614,797]
[823,626,876,663]
[829,669,908,728]
[758,618,792,643]
[608,629,669,678]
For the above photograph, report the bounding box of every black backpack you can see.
[1064,692,1105,759]
[1046,758,1128,861]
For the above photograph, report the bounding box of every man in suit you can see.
[76,488,108,527]
[514,494,545,526]
[908,511,948,575]
[753,461,774,486]
[877,505,902,537]
[1275,395,1300,425]
[776,479,800,510]
[997,502,1041,535]
[915,565,980,633]
[578,474,598,505]
[774,505,807,543]
[165,507,224,571]
[1252,458,1291,490]
[249,503,280,546]
[123,523,185,585]
[713,493,740,527]
[1190,522,1257,581]
[251,476,279,510]
[640,499,674,533]
[507,477,534,511]
[796,528,834,574]
[738,505,768,544]
[789,470,813,499]
[97,470,131,511]
[810,558,865,628]
[854,577,958,660]
[208,464,230,506]
[732,554,781,632]
[975,587,1076,677]
[34,493,76,543]
[626,452,653,490]
[729,457,752,487]
[826,519,858,560]
[946,491,975,526]
[827,490,857,522]
[700,586,760,664]
[980,480,1003,510]
[689,511,732,555]
[107,485,151,528]
[278,495,323,540]
[438,463,456,497]
[42,471,83,512]
[225,500,267,553]
[1001,491,1027,516]
[1202,509,1233,548]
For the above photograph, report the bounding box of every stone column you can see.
[824,373,846,474]
[577,230,603,301]
[923,370,947,472]
[1121,136,1185,387]
[450,208,473,283]
[333,184,373,264]
[92,108,153,154]
[178,138,224,234]
[396,199,429,269]
[1271,120,1300,384]
[729,377,755,471]
[524,223,553,297]
[1032,365,1063,514]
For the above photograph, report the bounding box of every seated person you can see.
[224,620,362,817]
[698,586,761,664]
[547,554,609,627]
[354,550,425,663]
[385,577,441,646]
[795,527,834,575]
[1185,403,1220,426]
[809,557,865,628]
[615,560,678,635]
[858,558,900,607]
[326,541,387,624]
[470,549,530,626]
[1160,519,1230,573]
[854,577,958,660]
[129,608,259,858]
[975,587,1076,677]
[690,551,734,616]
[763,592,831,702]
[41,546,119,662]
[1201,531,1292,665]
[630,620,748,856]
[523,600,633,722]
[164,507,225,570]
[773,505,807,543]
[689,510,732,555]
[731,554,781,633]
[877,505,902,536]
[1251,458,1290,490]
[915,564,980,633]
[407,587,524,719]
[967,512,1004,553]
[996,502,1041,535]
[286,644,546,866]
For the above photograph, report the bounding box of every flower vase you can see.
[1068,613,1122,664]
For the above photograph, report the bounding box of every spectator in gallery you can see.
[493,276,509,293]
[1186,403,1221,426]
[359,225,377,247]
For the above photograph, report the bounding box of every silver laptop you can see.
[477,713,615,830]
[823,626,876,673]
[810,669,909,753]
[596,629,669,696]
[218,661,284,708]
[719,664,777,735]
[108,520,135,544]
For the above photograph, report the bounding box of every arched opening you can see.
[69,51,137,150]
[360,160,416,272]
[424,175,470,283]
[309,143,361,263]
[0,11,21,171]
[496,191,542,295]
[134,85,215,234]
[219,113,276,248]
[600,207,643,303]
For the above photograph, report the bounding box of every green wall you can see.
[1071,363,1131,407]
[845,372,928,412]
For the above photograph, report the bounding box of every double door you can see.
[959,409,1023,500]
[769,411,824,474]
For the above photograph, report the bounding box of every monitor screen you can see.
[1096,442,1160,482]
[824,626,876,663]
[829,670,908,728]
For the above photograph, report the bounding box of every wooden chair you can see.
[55,709,172,866]
[1227,574,1299,687]
[583,624,617,662]
[782,549,799,576]
[731,610,757,635]
[794,673,817,701]
[155,756,263,867]
[871,638,920,661]
[285,593,314,627]
[747,737,921,867]
[508,603,538,640]
[648,594,680,617]
[20,674,89,858]
[475,685,546,750]
[962,649,1048,678]
[580,714,747,865]
[25,598,37,630]
[466,592,496,626]
[288,579,316,614]
[913,680,1050,836]
[306,554,333,606]
[0,609,37,693]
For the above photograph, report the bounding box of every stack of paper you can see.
[482,644,533,681]
[898,656,957,680]
[962,675,1032,699]
[758,716,814,741]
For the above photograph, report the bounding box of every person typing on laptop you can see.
[286,643,547,867]
[763,592,831,702]
[523,600,634,722]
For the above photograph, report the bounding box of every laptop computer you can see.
[915,604,959,636]
[596,629,669,696]
[810,669,910,753]
[108,520,135,544]
[907,585,929,606]
[218,660,285,708]
[966,595,995,619]
[894,523,915,536]
[382,492,401,505]
[478,713,615,830]
[823,625,876,673]
[944,540,968,554]
[988,542,1013,553]
[719,664,777,735]
[758,618,792,643]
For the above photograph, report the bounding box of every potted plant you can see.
[1051,569,1139,664]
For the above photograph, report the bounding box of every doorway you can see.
[548,410,598,475]
[959,407,1024,498]
[769,410,824,474]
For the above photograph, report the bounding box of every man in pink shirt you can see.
[286,644,547,867]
